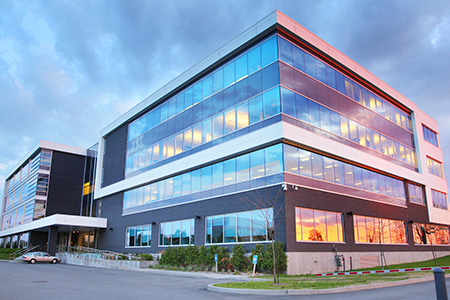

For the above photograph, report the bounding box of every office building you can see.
[2,11,449,274]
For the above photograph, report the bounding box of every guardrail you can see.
[315,266,450,277]
[11,245,40,258]
[57,245,143,261]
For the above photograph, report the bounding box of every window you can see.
[126,87,281,174]
[280,87,416,168]
[353,215,407,244]
[413,223,450,245]
[126,225,152,247]
[408,183,425,205]
[283,144,406,200]
[123,144,283,211]
[427,157,444,177]
[295,207,343,242]
[277,35,412,132]
[159,219,194,246]
[431,190,448,210]
[423,125,439,147]
[127,35,277,143]
[206,208,273,244]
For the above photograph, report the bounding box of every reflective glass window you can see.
[295,207,343,242]
[265,144,283,175]
[249,95,263,125]
[261,36,277,66]
[213,114,224,139]
[192,124,202,148]
[236,102,249,129]
[201,166,212,190]
[202,118,213,143]
[221,159,235,187]
[212,162,224,188]
[224,214,237,243]
[250,149,265,179]
[237,211,251,242]
[224,108,236,135]
[191,169,201,193]
[236,154,250,182]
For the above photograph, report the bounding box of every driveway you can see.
[0,261,446,300]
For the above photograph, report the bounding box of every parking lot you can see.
[0,261,447,300]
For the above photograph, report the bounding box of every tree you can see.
[240,185,285,283]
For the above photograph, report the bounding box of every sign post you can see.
[252,255,258,277]
[214,254,218,273]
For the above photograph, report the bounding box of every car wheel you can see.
[30,259,36,264]
[51,259,58,264]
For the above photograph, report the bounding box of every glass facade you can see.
[126,86,281,174]
[431,189,448,210]
[1,149,52,230]
[284,144,406,200]
[128,36,278,142]
[123,142,410,213]
[423,125,439,147]
[295,207,343,242]
[407,183,425,205]
[126,33,419,179]
[126,224,152,247]
[281,88,416,167]
[413,223,450,245]
[126,36,279,175]
[353,215,407,244]
[206,208,273,244]
[427,157,443,178]
[159,219,194,246]
[278,36,412,132]
[123,144,283,211]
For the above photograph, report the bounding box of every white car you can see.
[22,252,61,264]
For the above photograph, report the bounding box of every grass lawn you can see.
[214,255,450,290]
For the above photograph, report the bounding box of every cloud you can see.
[0,0,449,204]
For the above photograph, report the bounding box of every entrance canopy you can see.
[0,214,108,238]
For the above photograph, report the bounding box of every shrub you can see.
[250,242,287,274]
[196,245,209,266]
[231,244,249,272]
[137,253,154,261]
[260,241,287,274]
[251,244,265,273]
[0,248,19,254]
[183,246,199,266]
[207,245,229,269]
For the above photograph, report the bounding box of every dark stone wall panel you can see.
[102,125,128,187]
[46,151,85,216]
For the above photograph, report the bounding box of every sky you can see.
[1,0,450,203]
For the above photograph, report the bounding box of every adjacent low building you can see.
[1,11,449,274]
[0,141,107,254]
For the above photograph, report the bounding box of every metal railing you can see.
[57,245,142,261]
[11,245,40,258]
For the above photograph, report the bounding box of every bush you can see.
[251,242,287,274]
[159,247,184,266]
[137,253,154,261]
[261,242,287,274]
[231,244,249,272]
[207,245,230,269]
[196,246,209,266]
[0,248,19,254]
[183,246,199,266]
[251,244,265,273]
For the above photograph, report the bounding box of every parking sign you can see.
[253,255,258,264]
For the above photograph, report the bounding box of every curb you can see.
[207,275,446,296]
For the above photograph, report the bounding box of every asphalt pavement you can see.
[0,261,447,300]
